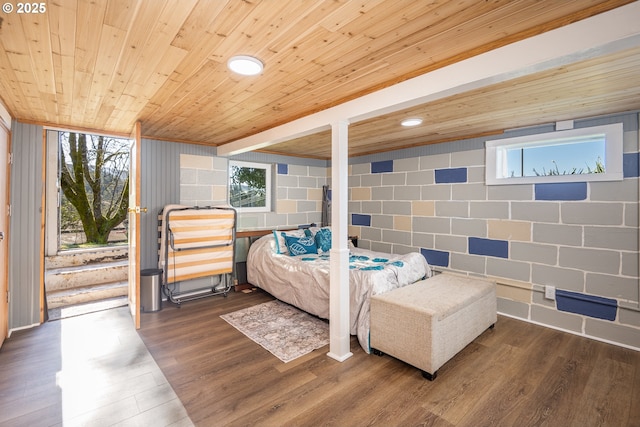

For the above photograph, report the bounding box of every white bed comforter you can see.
[247,234,431,352]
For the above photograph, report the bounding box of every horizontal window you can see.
[485,123,623,185]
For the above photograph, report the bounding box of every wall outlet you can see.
[545,285,556,300]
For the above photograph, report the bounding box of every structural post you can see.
[327,120,353,362]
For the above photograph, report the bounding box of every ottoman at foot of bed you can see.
[370,274,497,380]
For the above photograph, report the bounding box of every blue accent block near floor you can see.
[556,290,617,321]
[372,160,393,174]
[420,248,449,267]
[435,167,467,183]
[535,182,587,201]
[277,163,288,174]
[623,152,639,178]
[351,213,371,226]
[468,237,508,258]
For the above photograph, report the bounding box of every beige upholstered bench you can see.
[370,273,497,380]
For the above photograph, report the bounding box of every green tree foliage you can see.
[60,132,130,245]
[229,165,266,207]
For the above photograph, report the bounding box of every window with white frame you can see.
[485,123,623,185]
[229,160,272,212]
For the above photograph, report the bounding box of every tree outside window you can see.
[59,131,130,248]
[229,160,271,212]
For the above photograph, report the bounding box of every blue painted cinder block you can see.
[351,214,371,226]
[435,167,467,183]
[556,290,617,321]
[623,152,639,178]
[277,163,288,175]
[468,237,508,258]
[420,248,449,267]
[371,160,393,174]
[535,182,587,201]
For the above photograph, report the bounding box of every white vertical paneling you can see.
[8,122,43,330]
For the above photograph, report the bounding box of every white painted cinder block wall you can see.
[346,112,640,350]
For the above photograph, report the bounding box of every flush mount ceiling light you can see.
[227,55,264,76]
[401,118,423,127]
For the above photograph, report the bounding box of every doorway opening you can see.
[44,129,131,320]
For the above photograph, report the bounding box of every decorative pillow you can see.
[282,233,318,256]
[314,227,332,252]
[306,226,321,236]
[272,229,306,254]
[272,230,284,254]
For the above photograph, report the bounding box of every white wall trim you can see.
[8,322,40,336]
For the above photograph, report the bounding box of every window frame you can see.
[228,160,273,213]
[485,123,623,185]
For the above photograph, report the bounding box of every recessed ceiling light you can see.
[401,118,423,127]
[227,55,264,76]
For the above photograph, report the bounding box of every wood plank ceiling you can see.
[0,0,638,159]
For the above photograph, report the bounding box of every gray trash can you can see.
[141,268,163,312]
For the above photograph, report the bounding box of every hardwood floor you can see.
[138,289,640,427]
[0,306,192,426]
[1,289,638,426]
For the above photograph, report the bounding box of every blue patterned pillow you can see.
[282,233,318,256]
[314,227,332,252]
[272,229,306,254]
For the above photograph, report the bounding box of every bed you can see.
[247,228,432,352]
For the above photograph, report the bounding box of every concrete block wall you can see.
[235,163,327,230]
[348,112,640,350]
[180,153,228,206]
[179,154,328,230]
[174,154,327,293]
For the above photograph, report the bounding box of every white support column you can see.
[327,120,353,362]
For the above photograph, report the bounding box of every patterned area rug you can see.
[221,300,329,363]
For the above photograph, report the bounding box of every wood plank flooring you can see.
[1,289,639,426]
[0,306,192,426]
[137,289,640,427]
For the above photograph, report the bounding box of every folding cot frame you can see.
[159,205,237,305]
